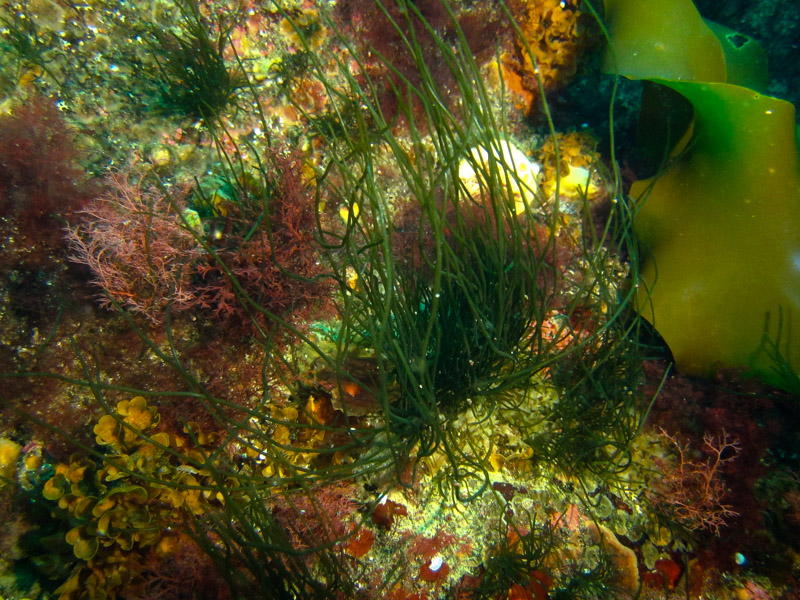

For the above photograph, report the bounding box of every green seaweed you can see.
[474,510,555,599]
[602,0,800,389]
[633,81,800,386]
[2,0,651,596]
[148,0,247,121]
[601,0,726,83]
[0,9,63,90]
[289,0,645,500]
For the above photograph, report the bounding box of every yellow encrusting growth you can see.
[458,139,542,215]
[502,0,594,113]
[41,397,224,600]
[0,438,22,486]
[536,132,604,204]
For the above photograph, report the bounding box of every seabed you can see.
[1,0,799,599]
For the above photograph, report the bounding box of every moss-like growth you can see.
[148,0,247,121]
[0,8,62,91]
